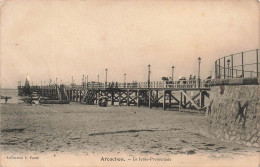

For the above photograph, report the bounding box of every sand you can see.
[1,102,259,158]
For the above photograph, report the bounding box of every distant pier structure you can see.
[18,76,211,111]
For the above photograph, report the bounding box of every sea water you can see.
[0,89,20,104]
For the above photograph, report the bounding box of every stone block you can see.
[257,138,260,144]
[230,135,236,141]
[246,142,252,147]
[232,130,236,135]
[235,135,241,141]
[241,135,246,140]
[236,141,242,144]
[250,137,258,143]
[225,133,230,140]
[252,143,259,147]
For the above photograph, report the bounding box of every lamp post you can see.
[148,64,151,88]
[227,59,230,78]
[172,66,174,82]
[105,69,108,88]
[124,73,126,88]
[86,75,88,88]
[198,57,201,88]
[82,75,85,87]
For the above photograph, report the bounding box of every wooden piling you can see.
[156,90,159,108]
[163,90,166,110]
[149,90,152,109]
[127,89,130,106]
[169,90,171,109]
[137,90,139,107]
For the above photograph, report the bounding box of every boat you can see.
[0,95,12,99]
[39,99,70,104]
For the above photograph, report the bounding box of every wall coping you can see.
[209,77,260,86]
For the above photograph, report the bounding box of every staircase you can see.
[56,85,68,100]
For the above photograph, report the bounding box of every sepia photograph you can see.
[0,0,259,166]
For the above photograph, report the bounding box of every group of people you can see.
[108,82,119,88]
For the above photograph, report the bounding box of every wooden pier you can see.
[18,80,210,111]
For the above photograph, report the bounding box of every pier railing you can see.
[215,49,259,79]
[19,79,210,90]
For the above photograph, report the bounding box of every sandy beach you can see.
[1,103,259,158]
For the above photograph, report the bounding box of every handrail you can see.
[19,79,211,90]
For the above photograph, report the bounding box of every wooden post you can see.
[149,90,152,109]
[79,90,82,102]
[224,57,226,79]
[137,90,139,107]
[199,91,202,109]
[242,52,244,77]
[119,91,122,106]
[111,91,114,105]
[127,89,130,106]
[183,91,186,108]
[169,90,171,109]
[256,49,259,77]
[219,59,221,78]
[179,91,182,112]
[156,90,159,108]
[200,91,205,109]
[135,91,137,106]
[163,90,166,110]
[231,54,234,78]
[76,89,79,101]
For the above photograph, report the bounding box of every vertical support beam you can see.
[199,90,204,109]
[183,91,186,109]
[79,90,82,102]
[231,54,234,78]
[156,90,159,108]
[134,91,137,106]
[163,90,166,110]
[242,52,244,77]
[179,91,183,112]
[224,57,226,79]
[218,59,221,79]
[149,90,152,109]
[111,91,114,105]
[168,90,171,109]
[257,49,259,77]
[119,91,122,106]
[95,91,98,104]
[127,89,130,106]
[215,61,217,79]
[137,90,139,107]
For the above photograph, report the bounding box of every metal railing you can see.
[215,49,259,79]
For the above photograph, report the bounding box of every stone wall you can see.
[203,79,260,147]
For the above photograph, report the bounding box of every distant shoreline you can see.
[0,88,18,90]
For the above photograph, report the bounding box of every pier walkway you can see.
[18,80,210,111]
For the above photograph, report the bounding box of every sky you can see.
[0,0,259,88]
